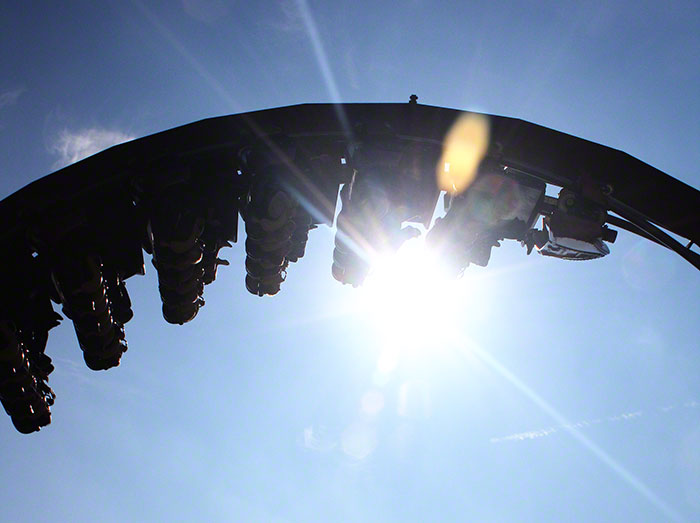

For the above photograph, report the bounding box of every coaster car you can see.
[1,98,698,433]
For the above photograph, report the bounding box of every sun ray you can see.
[294,0,353,139]
[457,337,682,522]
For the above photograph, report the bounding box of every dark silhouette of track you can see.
[1,99,698,433]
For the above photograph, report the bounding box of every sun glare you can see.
[356,236,480,364]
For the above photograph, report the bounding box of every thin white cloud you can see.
[0,87,24,111]
[270,1,304,33]
[50,128,134,169]
[341,421,377,460]
[52,356,145,399]
[302,425,337,453]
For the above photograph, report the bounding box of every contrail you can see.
[491,401,699,443]
[460,338,683,522]
[490,411,642,443]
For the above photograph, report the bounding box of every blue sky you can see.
[1,1,700,521]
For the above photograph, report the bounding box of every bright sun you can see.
[355,235,484,371]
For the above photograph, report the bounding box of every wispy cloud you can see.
[270,1,304,34]
[52,355,146,399]
[50,127,134,168]
[301,422,379,461]
[302,425,337,453]
[0,87,24,111]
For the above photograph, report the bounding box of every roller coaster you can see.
[1,98,699,434]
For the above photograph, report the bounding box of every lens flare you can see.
[437,113,490,195]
